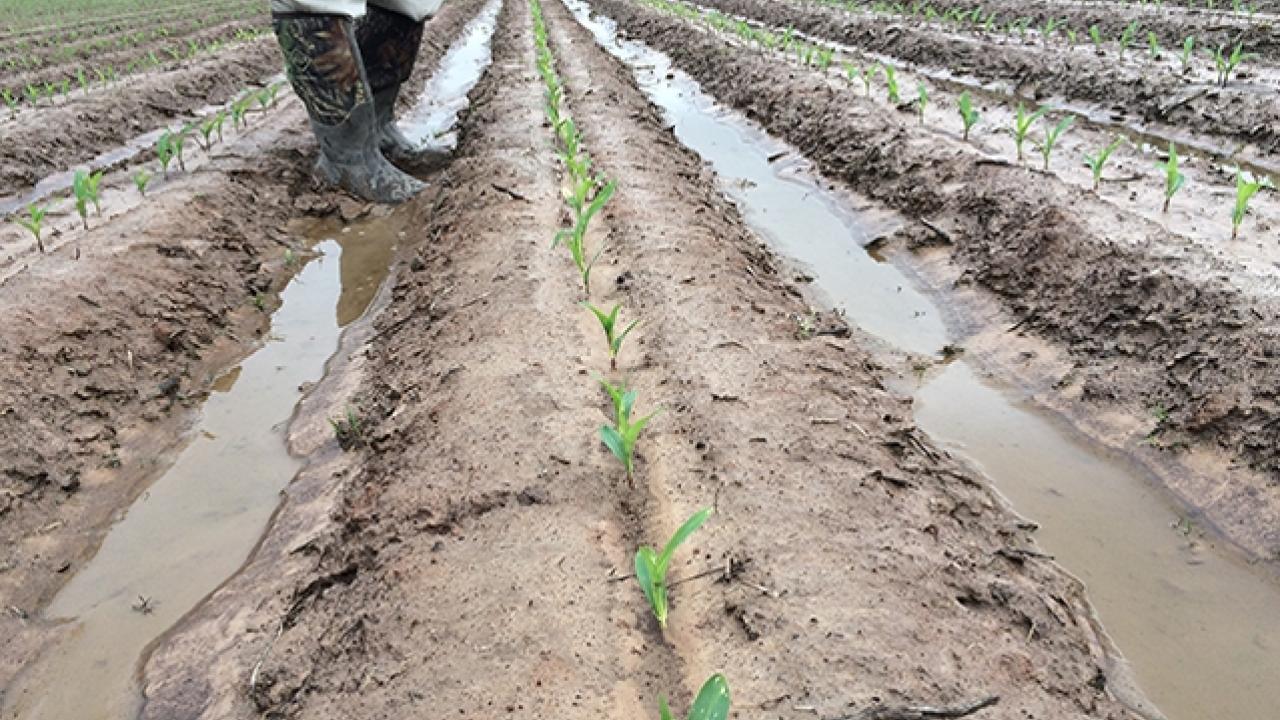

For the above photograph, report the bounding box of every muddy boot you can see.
[273,13,425,203]
[357,6,450,171]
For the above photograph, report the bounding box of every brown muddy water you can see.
[1,4,500,716]
[1,227,396,720]
[563,1,1280,718]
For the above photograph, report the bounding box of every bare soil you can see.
[140,1,1155,719]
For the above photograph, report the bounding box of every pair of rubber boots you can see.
[273,8,442,203]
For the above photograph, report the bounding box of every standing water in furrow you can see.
[560,1,1280,719]
[0,6,500,718]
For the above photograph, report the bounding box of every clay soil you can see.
[2,0,1277,717]
[692,0,1280,161]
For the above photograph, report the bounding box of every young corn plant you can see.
[1231,170,1272,240]
[1088,24,1103,53]
[1156,143,1186,213]
[1179,36,1195,72]
[1212,43,1252,86]
[87,170,104,216]
[635,507,712,629]
[659,674,730,720]
[915,83,928,124]
[598,377,659,486]
[72,170,94,229]
[957,92,979,141]
[881,64,900,104]
[554,171,617,296]
[1118,21,1139,57]
[858,64,877,95]
[1147,32,1161,60]
[174,126,191,171]
[1038,115,1074,171]
[156,132,177,178]
[133,168,152,196]
[197,116,220,150]
[1012,104,1049,163]
[583,302,640,370]
[1083,136,1126,191]
[2,89,16,117]
[14,204,48,253]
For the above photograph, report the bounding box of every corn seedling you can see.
[859,64,877,95]
[14,204,47,253]
[583,302,640,370]
[1083,136,1126,191]
[1180,36,1195,72]
[1038,115,1074,171]
[1231,170,1272,240]
[635,507,712,628]
[72,170,93,229]
[156,132,177,178]
[173,126,190,171]
[197,116,220,150]
[1212,43,1252,86]
[555,175,616,296]
[2,89,16,117]
[87,170,104,216]
[1012,104,1049,162]
[1088,25,1103,52]
[1118,21,1138,57]
[1147,32,1161,60]
[957,92,979,141]
[133,168,152,196]
[1156,143,1186,213]
[882,64,900,104]
[659,674,731,720]
[598,377,659,485]
[915,83,928,124]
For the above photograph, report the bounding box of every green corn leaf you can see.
[635,546,661,614]
[600,424,627,465]
[613,318,641,356]
[657,507,713,575]
[687,674,731,720]
[659,696,676,720]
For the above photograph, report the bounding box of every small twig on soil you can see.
[829,695,1000,720]
[919,219,951,243]
[491,183,531,202]
[249,619,286,696]
[1100,174,1144,184]
[996,547,1054,562]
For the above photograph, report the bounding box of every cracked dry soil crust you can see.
[141,0,1157,719]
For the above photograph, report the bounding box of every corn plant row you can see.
[527,2,731,674]
[8,81,284,254]
[798,0,1257,82]
[1,26,272,117]
[642,0,1275,241]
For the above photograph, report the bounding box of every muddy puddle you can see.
[1,228,395,720]
[562,1,1280,718]
[2,7,500,717]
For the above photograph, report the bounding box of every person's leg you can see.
[357,1,447,167]
[271,1,426,203]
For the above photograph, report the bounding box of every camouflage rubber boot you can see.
[273,13,426,203]
[357,6,450,170]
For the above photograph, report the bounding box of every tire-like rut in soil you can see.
[141,0,1152,718]
[590,0,1280,563]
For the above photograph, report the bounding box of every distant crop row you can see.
[529,0,733,714]
[796,0,1259,82]
[8,83,284,253]
[650,0,1274,241]
[1,27,272,116]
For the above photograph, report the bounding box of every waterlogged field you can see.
[1,0,1278,720]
